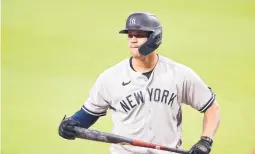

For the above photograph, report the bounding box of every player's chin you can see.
[129,48,141,58]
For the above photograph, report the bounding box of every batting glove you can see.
[58,115,80,140]
[189,136,213,154]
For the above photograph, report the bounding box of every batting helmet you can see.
[119,12,162,56]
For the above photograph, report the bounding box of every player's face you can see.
[127,30,149,58]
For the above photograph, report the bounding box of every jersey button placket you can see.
[146,71,153,132]
[144,87,154,142]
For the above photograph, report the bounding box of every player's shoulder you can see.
[158,54,192,71]
[159,55,197,78]
[158,54,201,79]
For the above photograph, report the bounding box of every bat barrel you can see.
[74,127,190,154]
[74,126,133,144]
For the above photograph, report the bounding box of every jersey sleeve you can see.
[180,67,216,113]
[82,72,110,116]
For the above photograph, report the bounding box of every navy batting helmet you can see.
[119,12,162,56]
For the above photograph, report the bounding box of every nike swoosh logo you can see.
[122,81,131,86]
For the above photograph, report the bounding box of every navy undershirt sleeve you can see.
[71,109,99,128]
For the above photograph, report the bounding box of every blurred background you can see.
[2,0,255,153]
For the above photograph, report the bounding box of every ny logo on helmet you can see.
[129,18,136,25]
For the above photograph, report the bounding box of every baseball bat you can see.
[73,126,190,154]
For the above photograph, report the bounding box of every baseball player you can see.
[58,12,221,154]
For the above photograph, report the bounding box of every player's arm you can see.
[202,102,220,139]
[58,109,100,140]
[58,72,110,140]
[181,67,221,154]
[72,108,100,128]
[189,102,220,154]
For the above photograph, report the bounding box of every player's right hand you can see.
[58,115,80,140]
[189,136,213,154]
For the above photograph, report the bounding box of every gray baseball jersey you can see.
[82,55,215,154]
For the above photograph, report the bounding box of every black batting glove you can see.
[58,115,80,140]
[189,136,213,154]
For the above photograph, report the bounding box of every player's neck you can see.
[132,52,158,73]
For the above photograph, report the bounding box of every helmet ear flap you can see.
[138,27,162,56]
[153,32,162,45]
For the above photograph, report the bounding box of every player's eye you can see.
[128,34,133,38]
[128,34,146,38]
[136,35,142,38]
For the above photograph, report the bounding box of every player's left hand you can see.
[189,136,213,154]
[58,115,80,140]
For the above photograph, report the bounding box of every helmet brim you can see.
[119,29,128,34]
[119,28,154,34]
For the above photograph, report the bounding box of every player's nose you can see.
[130,36,138,43]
